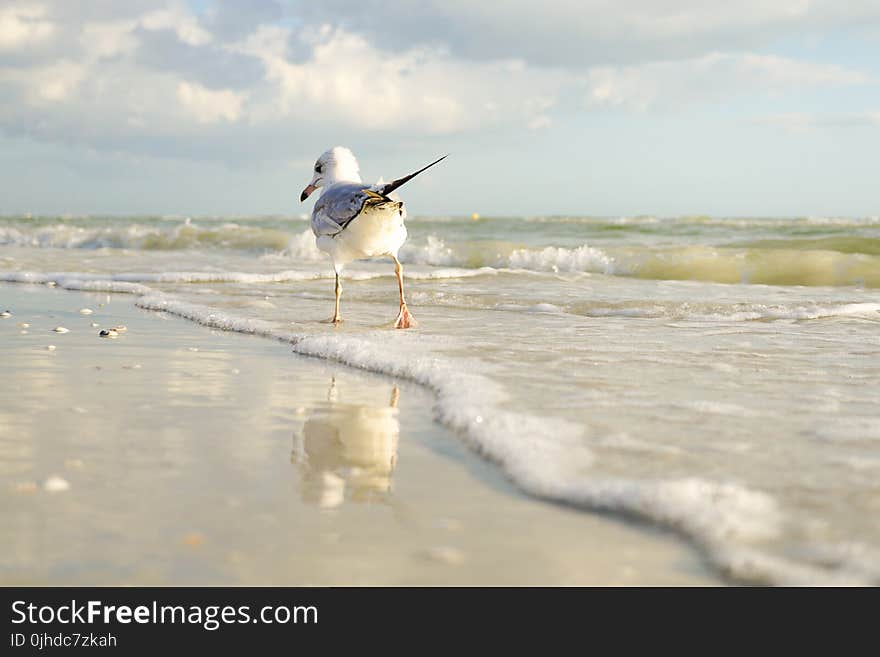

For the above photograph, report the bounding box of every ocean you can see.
[2,213,879,584]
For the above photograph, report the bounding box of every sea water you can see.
[2,213,879,584]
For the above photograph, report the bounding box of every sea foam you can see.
[402,236,880,287]
[6,218,880,287]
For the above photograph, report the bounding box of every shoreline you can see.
[1,282,717,585]
[2,268,813,585]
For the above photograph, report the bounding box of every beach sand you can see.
[0,282,717,585]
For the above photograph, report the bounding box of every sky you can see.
[0,0,878,217]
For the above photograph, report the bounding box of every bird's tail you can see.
[377,154,448,197]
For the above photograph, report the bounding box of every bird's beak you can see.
[300,184,317,202]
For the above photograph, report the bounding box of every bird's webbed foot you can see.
[393,304,417,329]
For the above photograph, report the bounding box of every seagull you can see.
[300,147,447,329]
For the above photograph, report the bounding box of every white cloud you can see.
[303,0,880,68]
[736,53,868,87]
[527,116,553,130]
[0,59,86,103]
[0,1,875,164]
[80,20,139,59]
[584,52,870,111]
[0,4,55,50]
[753,111,880,132]
[751,112,815,133]
[231,25,562,134]
[141,6,212,47]
[35,60,86,101]
[176,81,245,124]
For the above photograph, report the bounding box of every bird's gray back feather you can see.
[311,182,402,238]
[310,183,371,238]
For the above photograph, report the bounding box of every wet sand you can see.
[0,282,718,585]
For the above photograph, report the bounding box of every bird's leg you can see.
[392,256,417,329]
[331,271,343,324]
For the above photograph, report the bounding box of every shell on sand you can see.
[43,475,70,493]
[421,546,465,565]
[53,326,69,333]
[79,308,94,315]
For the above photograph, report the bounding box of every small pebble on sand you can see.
[113,325,127,332]
[45,281,56,287]
[70,406,88,414]
[18,322,29,328]
[53,326,69,333]
[421,546,465,565]
[46,345,56,351]
[435,518,464,532]
[122,363,142,369]
[90,322,99,327]
[79,308,93,315]
[188,347,199,352]
[99,329,118,338]
[231,368,240,375]
[43,475,70,493]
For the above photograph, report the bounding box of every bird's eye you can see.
[314,164,322,174]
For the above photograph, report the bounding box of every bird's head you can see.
[300,146,361,202]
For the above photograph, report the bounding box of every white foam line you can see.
[1,270,871,585]
[573,303,880,322]
[0,268,496,287]
[0,271,154,294]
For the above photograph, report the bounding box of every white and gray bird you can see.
[300,147,447,329]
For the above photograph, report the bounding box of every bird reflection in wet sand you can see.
[291,379,400,508]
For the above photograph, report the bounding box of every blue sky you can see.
[0,0,878,217]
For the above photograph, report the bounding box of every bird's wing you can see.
[377,154,448,196]
[310,156,446,238]
[310,183,371,237]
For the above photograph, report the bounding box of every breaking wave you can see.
[401,236,880,287]
[0,220,309,255]
[4,217,880,287]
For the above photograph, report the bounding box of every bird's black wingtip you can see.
[380,153,450,196]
